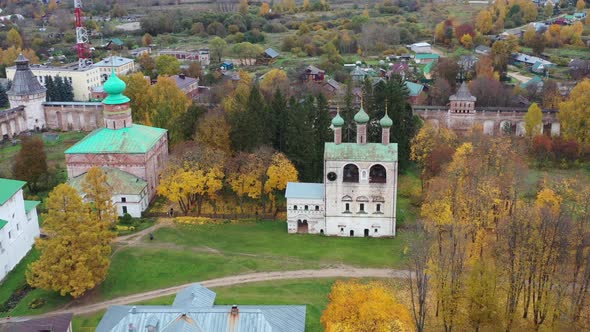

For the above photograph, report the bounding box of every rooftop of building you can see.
[22,62,99,72]
[24,200,40,214]
[0,313,73,332]
[324,142,398,162]
[415,53,439,60]
[8,54,47,97]
[404,81,424,97]
[285,182,324,200]
[0,178,25,205]
[96,284,306,332]
[93,56,134,68]
[68,167,147,195]
[450,82,476,102]
[264,48,280,58]
[64,124,167,155]
[171,74,199,90]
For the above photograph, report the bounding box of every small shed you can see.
[257,48,280,65]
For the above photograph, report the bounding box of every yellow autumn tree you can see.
[259,2,270,15]
[302,0,310,10]
[157,162,224,215]
[7,28,22,48]
[148,76,191,143]
[259,68,289,99]
[0,47,39,66]
[27,184,115,298]
[576,0,586,10]
[226,152,265,213]
[264,152,298,207]
[460,34,473,49]
[81,167,118,224]
[524,102,543,139]
[238,0,248,14]
[475,10,493,34]
[558,79,590,146]
[121,72,152,125]
[194,110,232,155]
[221,70,252,113]
[321,280,414,332]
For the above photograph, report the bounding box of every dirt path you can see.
[507,71,533,84]
[1,268,411,320]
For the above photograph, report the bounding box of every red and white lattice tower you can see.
[74,0,91,68]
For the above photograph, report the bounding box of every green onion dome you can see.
[331,112,345,127]
[102,70,130,105]
[353,106,370,124]
[380,113,393,128]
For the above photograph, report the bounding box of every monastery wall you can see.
[43,102,103,131]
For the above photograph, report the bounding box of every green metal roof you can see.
[24,200,40,213]
[324,142,398,162]
[0,220,7,230]
[404,81,424,97]
[415,53,439,60]
[0,178,26,205]
[69,167,147,195]
[65,124,167,155]
[423,61,435,74]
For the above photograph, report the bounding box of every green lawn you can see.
[0,249,39,305]
[152,221,413,268]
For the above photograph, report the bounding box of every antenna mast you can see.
[74,0,91,68]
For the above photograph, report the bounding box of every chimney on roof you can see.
[131,306,137,314]
[231,305,239,316]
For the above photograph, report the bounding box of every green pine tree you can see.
[0,83,9,108]
[312,93,331,181]
[230,85,269,152]
[45,76,56,102]
[270,89,288,152]
[285,97,316,182]
[63,78,74,101]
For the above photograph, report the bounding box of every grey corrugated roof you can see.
[173,284,216,308]
[449,82,476,102]
[285,182,324,200]
[264,48,280,58]
[0,313,73,332]
[97,284,306,332]
[7,54,46,97]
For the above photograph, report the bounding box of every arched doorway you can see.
[349,230,354,237]
[297,220,308,234]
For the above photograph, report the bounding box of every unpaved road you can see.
[1,268,411,321]
[508,71,533,84]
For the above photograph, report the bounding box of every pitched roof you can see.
[68,167,147,196]
[324,142,398,162]
[404,81,424,97]
[449,82,476,102]
[423,61,435,74]
[65,124,167,155]
[304,65,324,75]
[520,75,543,88]
[24,200,40,213]
[110,38,124,46]
[264,48,280,58]
[96,284,306,332]
[7,55,47,97]
[173,284,216,308]
[285,182,324,200]
[171,75,198,90]
[0,178,26,205]
[475,45,491,53]
[0,220,7,230]
[0,313,73,332]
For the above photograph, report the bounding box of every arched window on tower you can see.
[343,164,359,183]
[369,164,387,183]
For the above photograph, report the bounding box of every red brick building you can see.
[65,70,168,200]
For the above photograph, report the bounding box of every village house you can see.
[158,49,210,66]
[0,178,40,281]
[301,65,325,82]
[129,47,151,58]
[404,81,425,105]
[475,45,491,56]
[414,53,439,64]
[65,70,169,202]
[409,42,432,54]
[96,284,306,332]
[286,104,398,237]
[171,74,199,99]
[257,48,280,65]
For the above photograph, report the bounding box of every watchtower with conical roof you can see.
[7,54,47,131]
[449,81,476,114]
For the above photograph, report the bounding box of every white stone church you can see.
[286,105,398,237]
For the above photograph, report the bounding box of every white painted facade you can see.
[112,193,148,218]
[286,110,398,238]
[8,92,46,131]
[0,185,40,281]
